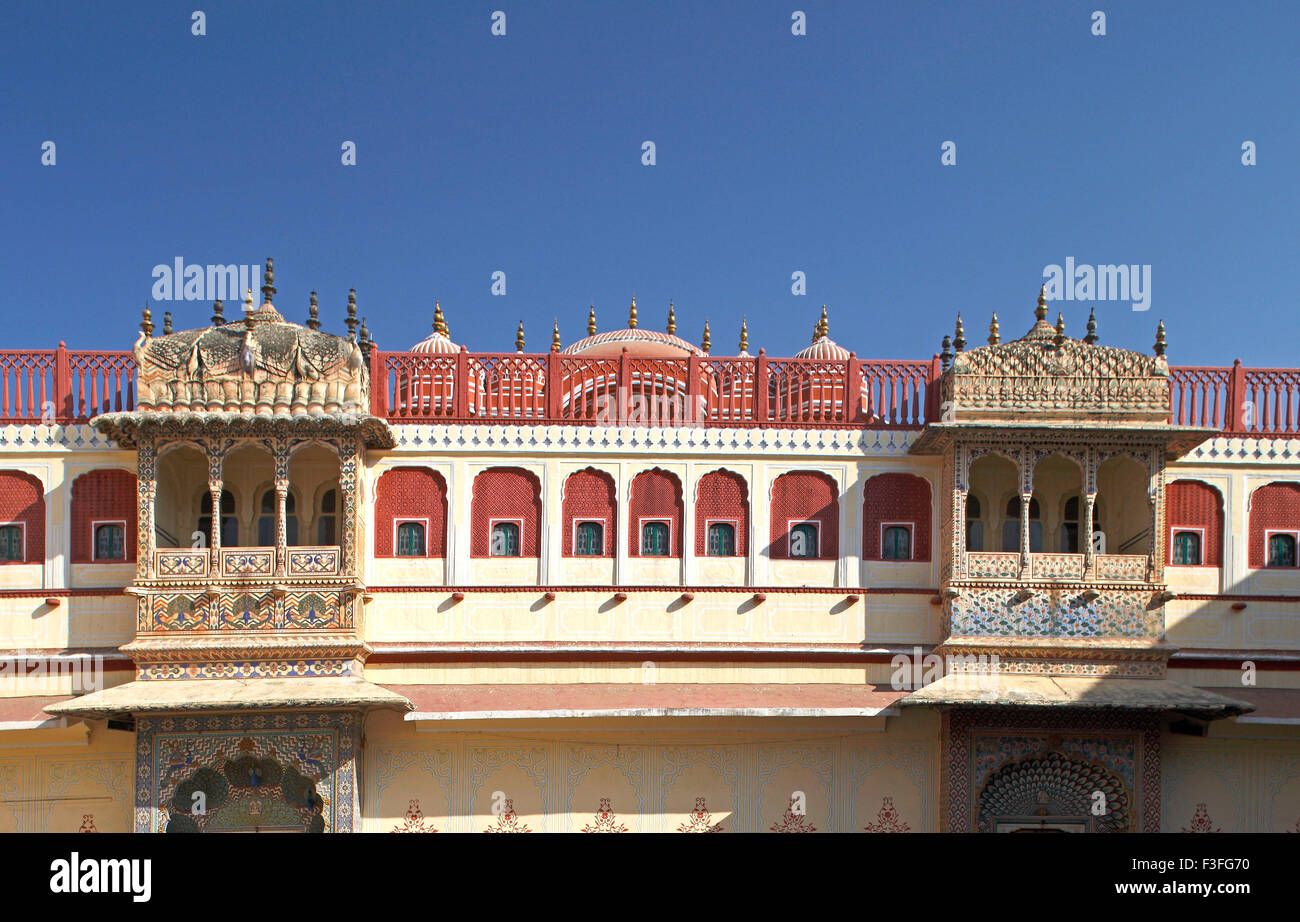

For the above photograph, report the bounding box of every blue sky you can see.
[3,1,1297,365]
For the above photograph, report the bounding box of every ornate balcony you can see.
[151,546,343,581]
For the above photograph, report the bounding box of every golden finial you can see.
[666,300,676,335]
[988,312,999,345]
[1035,284,1048,322]
[701,318,711,354]
[739,316,749,354]
[1084,307,1098,345]
[243,288,255,314]
[515,320,525,353]
[1054,312,1066,348]
[953,313,966,352]
[140,303,154,338]
[1154,319,1167,357]
[432,300,448,337]
[587,303,597,336]
[814,305,829,342]
[551,318,561,352]
[628,295,638,329]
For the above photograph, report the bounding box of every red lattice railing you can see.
[0,346,134,423]
[1169,362,1300,436]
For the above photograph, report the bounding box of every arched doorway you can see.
[977,750,1131,833]
[164,747,326,833]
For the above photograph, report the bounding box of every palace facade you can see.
[1,261,1298,833]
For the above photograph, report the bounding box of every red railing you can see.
[2,345,1294,435]
[374,348,940,429]
[1169,362,1300,435]
[0,345,135,423]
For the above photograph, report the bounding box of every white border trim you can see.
[703,518,740,557]
[1168,525,1206,566]
[1263,529,1300,568]
[393,517,430,557]
[570,517,608,557]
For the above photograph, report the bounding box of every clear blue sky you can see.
[3,0,1297,365]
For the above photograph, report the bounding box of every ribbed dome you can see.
[410,330,460,354]
[793,334,849,360]
[561,328,705,358]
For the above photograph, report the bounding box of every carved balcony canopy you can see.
[912,290,1216,456]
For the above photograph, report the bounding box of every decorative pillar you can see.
[338,438,359,575]
[273,440,290,576]
[207,443,225,558]
[1018,447,1033,574]
[138,440,158,579]
[1083,491,1097,572]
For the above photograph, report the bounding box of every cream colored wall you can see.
[361,707,941,833]
[0,723,134,833]
[363,589,940,648]
[1161,730,1300,832]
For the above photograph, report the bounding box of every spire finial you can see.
[515,320,526,353]
[140,303,154,338]
[953,313,966,352]
[1084,307,1098,345]
[306,291,321,331]
[666,300,676,335]
[701,318,711,354]
[211,299,225,327]
[628,295,638,329]
[345,288,358,339]
[261,258,276,305]
[940,334,953,371]
[739,316,749,355]
[1154,319,1167,357]
[162,311,173,335]
[1035,284,1048,322]
[551,318,561,352]
[432,300,448,337]
[988,311,1000,345]
[358,316,373,359]
[243,288,254,314]
[814,305,829,342]
[587,303,597,336]
[1054,312,1066,348]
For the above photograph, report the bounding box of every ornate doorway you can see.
[977,750,1131,833]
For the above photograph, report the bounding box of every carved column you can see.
[1018,447,1033,575]
[206,442,225,559]
[338,438,359,576]
[273,440,290,577]
[138,439,158,580]
[1083,446,1097,575]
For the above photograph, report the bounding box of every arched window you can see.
[396,520,426,557]
[1060,496,1081,553]
[641,521,670,557]
[882,524,912,560]
[965,495,983,552]
[1268,533,1298,568]
[574,521,604,556]
[1248,482,1300,569]
[1172,530,1202,566]
[257,489,298,546]
[1167,480,1222,567]
[199,490,238,547]
[376,468,447,559]
[707,521,736,556]
[317,489,337,545]
[491,521,521,557]
[789,522,819,558]
[695,470,748,559]
[93,522,125,560]
[1003,497,1042,553]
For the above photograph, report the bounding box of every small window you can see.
[789,522,818,559]
[707,522,736,557]
[93,522,125,561]
[575,521,604,556]
[965,495,983,552]
[641,521,670,557]
[318,489,337,545]
[0,524,23,562]
[881,524,912,560]
[1267,533,1298,568]
[1172,530,1202,566]
[491,521,521,557]
[396,521,426,557]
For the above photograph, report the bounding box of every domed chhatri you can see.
[410,300,460,354]
[793,305,850,361]
[561,296,706,358]
[130,258,370,418]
